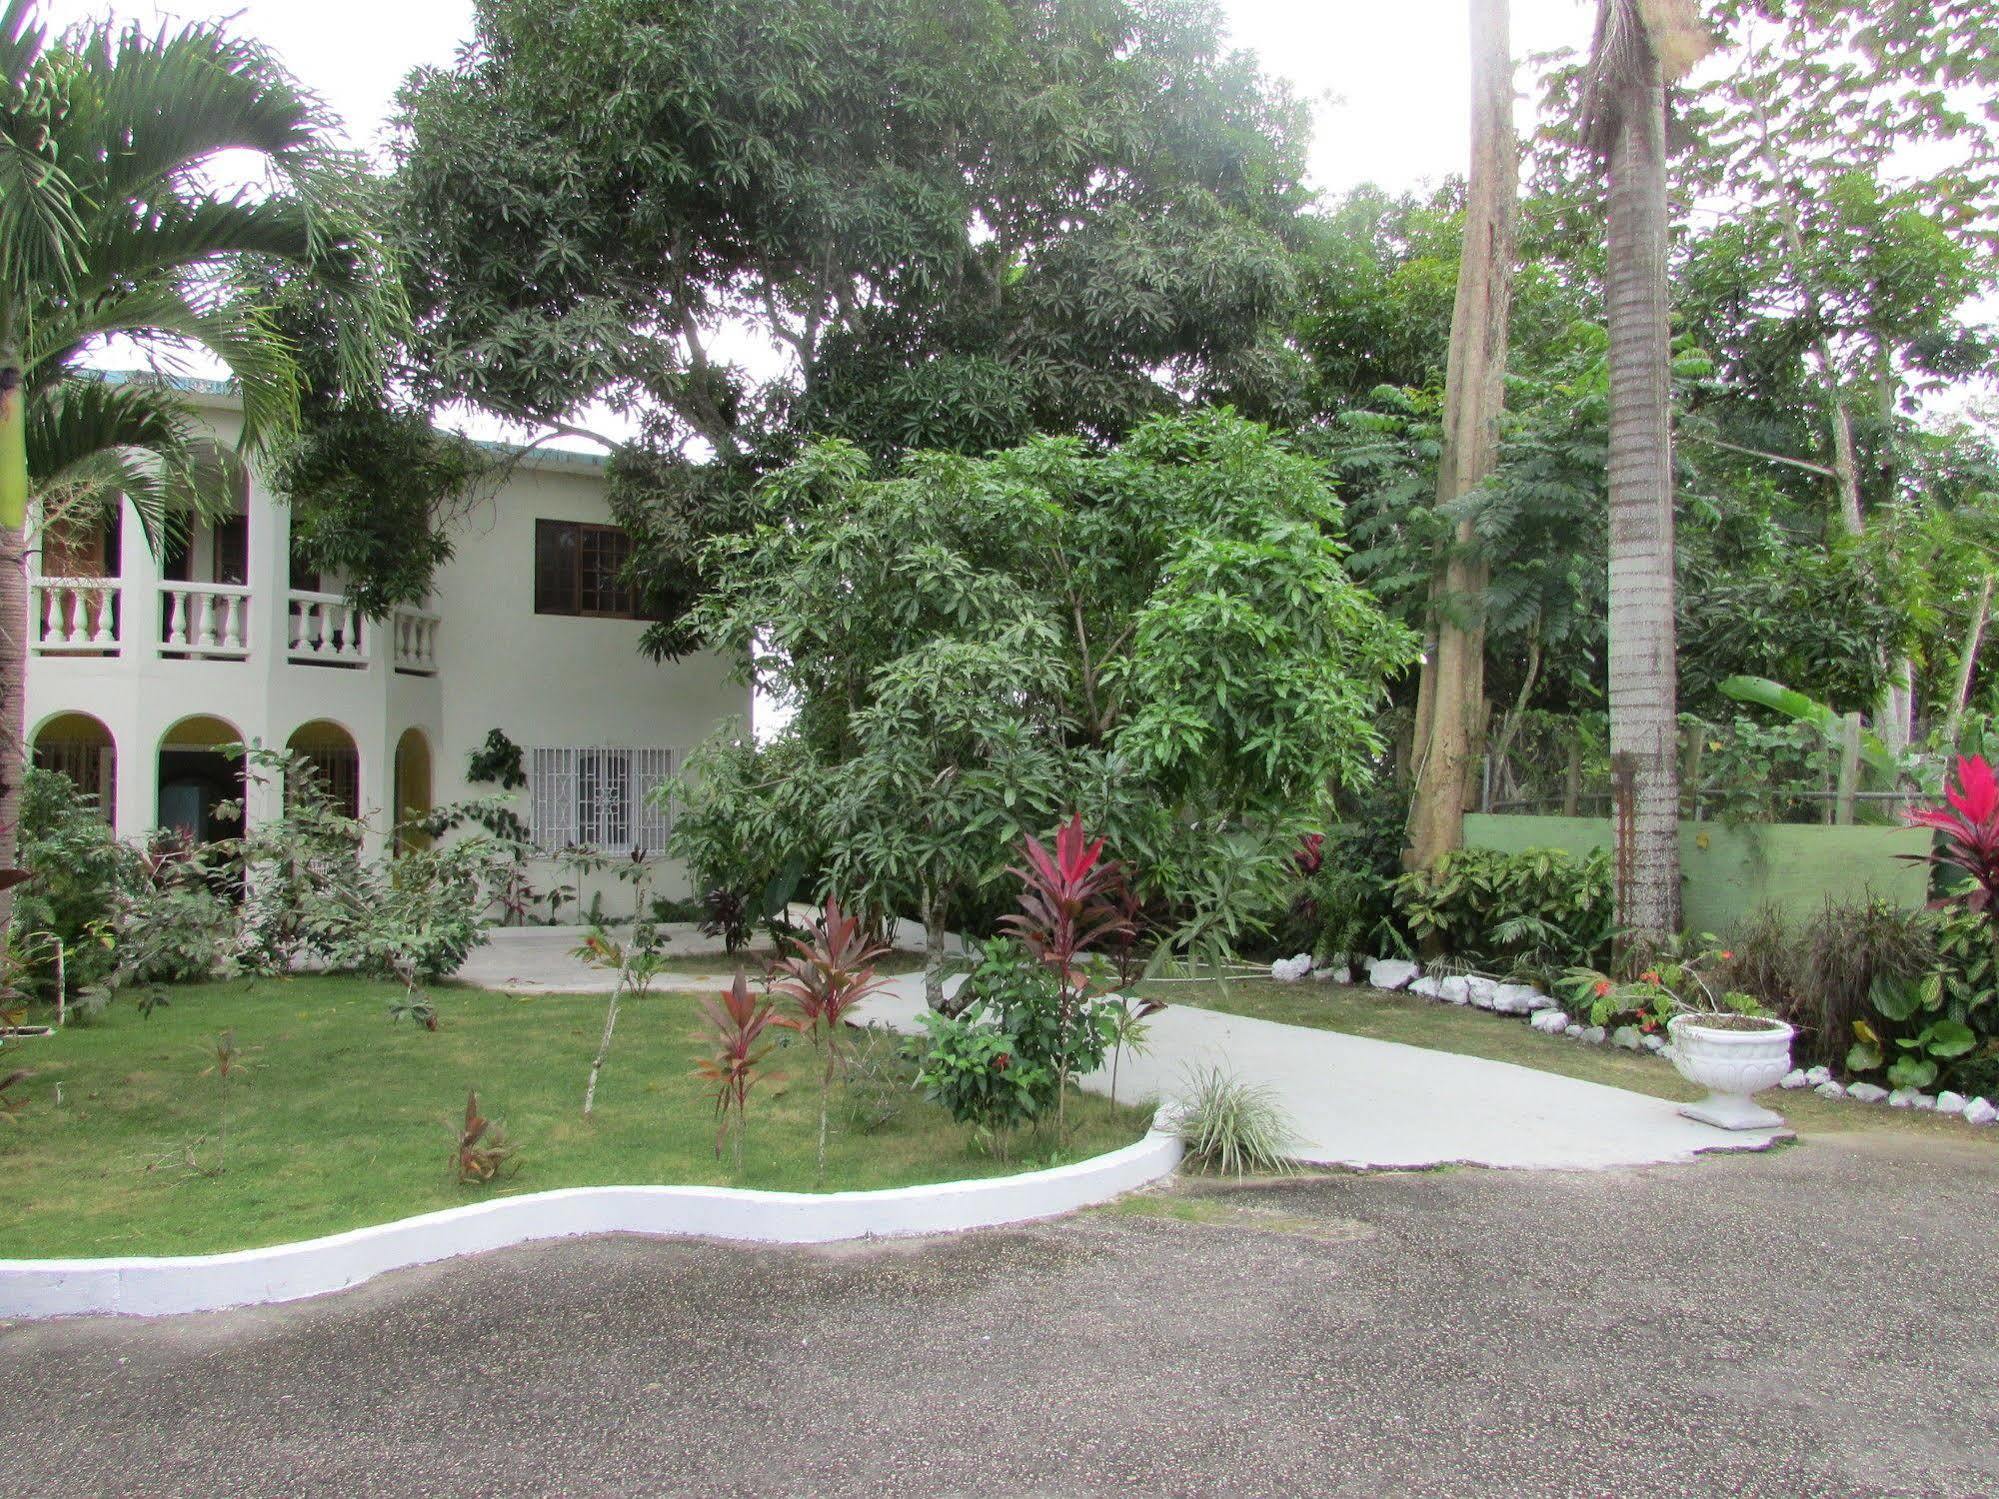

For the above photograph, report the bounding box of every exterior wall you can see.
[425,457,747,906]
[24,389,750,910]
[1462,814,1935,932]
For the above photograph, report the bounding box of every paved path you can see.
[859,974,1785,1172]
[6,1129,1994,1496]
[456,930,1785,1171]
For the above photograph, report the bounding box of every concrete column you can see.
[117,495,161,668]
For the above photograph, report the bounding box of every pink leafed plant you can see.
[693,969,780,1175]
[1906,754,1999,916]
[771,897,892,1179]
[999,814,1134,1136]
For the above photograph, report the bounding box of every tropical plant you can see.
[8,766,135,998]
[693,970,779,1174]
[0,0,396,920]
[1793,898,1937,1072]
[1000,816,1133,1139]
[770,896,891,1180]
[1174,1065,1298,1177]
[453,1089,518,1185]
[1905,755,1999,918]
[1393,846,1613,981]
[699,887,752,956]
[1561,936,1766,1031]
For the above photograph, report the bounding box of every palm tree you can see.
[0,0,395,909]
[1580,0,1710,943]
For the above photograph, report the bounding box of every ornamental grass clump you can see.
[1175,1065,1299,1178]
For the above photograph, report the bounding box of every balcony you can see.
[31,576,440,677]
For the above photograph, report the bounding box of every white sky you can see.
[42,0,1597,197]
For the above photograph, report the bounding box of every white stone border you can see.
[0,1120,1181,1321]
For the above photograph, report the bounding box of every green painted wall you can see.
[1463,815,1934,933]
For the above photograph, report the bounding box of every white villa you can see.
[25,377,747,909]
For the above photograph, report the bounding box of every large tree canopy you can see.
[393,0,1313,645]
[669,410,1416,989]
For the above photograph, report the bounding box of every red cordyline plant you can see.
[1000,814,1133,1138]
[1906,754,1999,919]
[694,969,780,1175]
[772,897,892,1180]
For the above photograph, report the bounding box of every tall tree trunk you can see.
[1947,574,1993,741]
[1604,68,1682,942]
[1406,0,1518,870]
[0,347,26,922]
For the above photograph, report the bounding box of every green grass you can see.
[0,976,1148,1259]
[1148,977,1998,1145]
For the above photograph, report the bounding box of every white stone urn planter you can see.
[1666,1013,1794,1131]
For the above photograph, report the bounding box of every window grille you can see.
[528,745,677,856]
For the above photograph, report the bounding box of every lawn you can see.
[1152,976,1996,1144]
[0,977,1149,1259]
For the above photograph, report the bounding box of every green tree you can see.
[393,0,1312,648]
[0,0,393,912]
[674,411,1418,1003]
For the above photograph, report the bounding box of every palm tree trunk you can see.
[0,345,25,923]
[1604,68,1682,941]
[1407,0,1517,869]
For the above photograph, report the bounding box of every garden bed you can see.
[0,977,1149,1259]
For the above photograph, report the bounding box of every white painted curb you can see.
[0,1122,1181,1321]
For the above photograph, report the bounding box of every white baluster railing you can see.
[286,589,367,667]
[31,577,121,653]
[391,606,440,676]
[160,582,251,659]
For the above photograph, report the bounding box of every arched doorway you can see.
[157,715,245,844]
[286,720,362,820]
[31,712,116,823]
[393,727,433,853]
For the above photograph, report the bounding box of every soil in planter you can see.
[1679,1013,1785,1032]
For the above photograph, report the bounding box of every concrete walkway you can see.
[455,930,1784,1171]
[860,973,1785,1172]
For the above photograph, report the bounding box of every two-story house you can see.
[24,376,748,913]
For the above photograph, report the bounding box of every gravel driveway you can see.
[6,1129,1996,1497]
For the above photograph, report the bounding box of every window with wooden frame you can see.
[534,519,641,618]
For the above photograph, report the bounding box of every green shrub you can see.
[1391,845,1612,980]
[1792,897,1936,1072]
[906,1007,1051,1153]
[958,938,1115,1092]
[1175,1065,1298,1176]
[8,767,138,996]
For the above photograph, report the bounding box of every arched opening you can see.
[157,715,245,844]
[393,727,433,853]
[31,712,116,823]
[286,720,362,821]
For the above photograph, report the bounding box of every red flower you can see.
[993,1053,1011,1072]
[1719,950,1734,961]
[1593,979,1611,998]
[1640,970,1660,985]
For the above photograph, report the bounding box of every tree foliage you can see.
[671,411,1416,961]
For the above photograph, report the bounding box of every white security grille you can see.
[528,746,677,855]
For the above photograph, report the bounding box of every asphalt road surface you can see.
[6,1129,1996,1497]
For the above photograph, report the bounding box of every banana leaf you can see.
[1718,675,1901,783]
